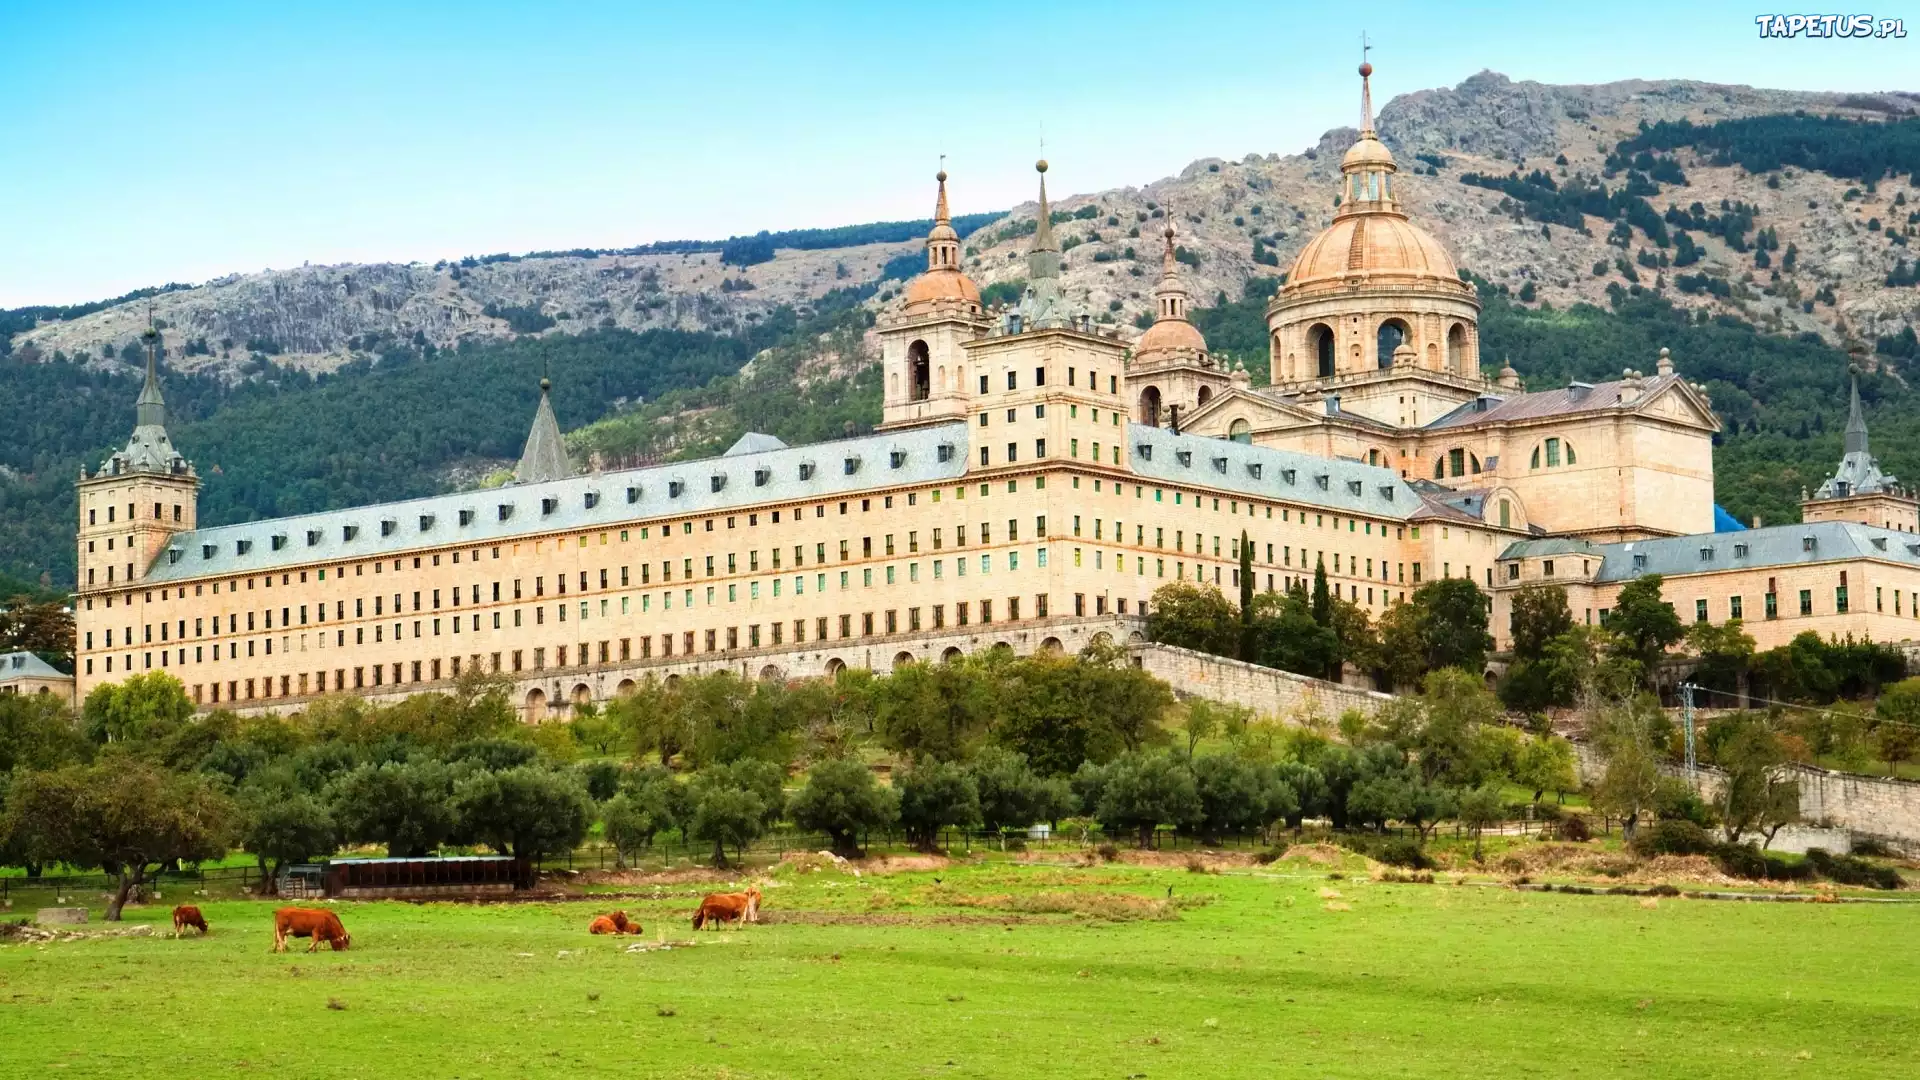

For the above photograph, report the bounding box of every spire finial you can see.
[933,157,951,224]
[1358,37,1376,135]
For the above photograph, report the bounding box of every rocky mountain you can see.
[9,72,1919,372]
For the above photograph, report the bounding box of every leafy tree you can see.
[994,649,1173,775]
[1514,735,1578,804]
[1588,695,1670,840]
[601,766,683,865]
[1271,760,1327,828]
[1190,754,1297,843]
[1455,783,1507,858]
[1088,751,1201,848]
[875,658,997,762]
[4,760,236,919]
[787,759,898,857]
[686,780,768,870]
[1411,668,1503,786]
[328,760,459,858]
[80,672,194,747]
[968,746,1055,836]
[1608,575,1685,682]
[238,775,337,895]
[1685,620,1755,696]
[1707,717,1800,844]
[0,691,87,774]
[1245,589,1340,679]
[895,760,980,850]
[569,703,622,756]
[1379,579,1493,684]
[447,737,539,772]
[456,766,594,862]
[1145,581,1238,656]
[1509,584,1573,662]
[0,600,75,668]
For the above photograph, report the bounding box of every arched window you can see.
[1312,324,1335,378]
[1448,448,1466,478]
[1565,442,1577,464]
[1546,438,1562,467]
[1447,323,1469,375]
[1377,319,1408,370]
[1530,446,1541,469]
[1138,385,1163,426]
[1197,386,1213,408]
[1433,457,1445,480]
[1228,418,1251,444]
[907,340,931,402]
[1499,499,1512,528]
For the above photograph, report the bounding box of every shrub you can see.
[1715,842,1810,881]
[1095,843,1119,862]
[1649,883,1681,897]
[1805,848,1903,889]
[1631,819,1715,858]
[1850,837,1895,858]
[1377,837,1435,870]
[1557,814,1592,842]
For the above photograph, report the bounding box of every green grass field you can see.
[3,854,1915,1079]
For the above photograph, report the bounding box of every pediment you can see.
[1635,381,1721,431]
[1181,388,1324,436]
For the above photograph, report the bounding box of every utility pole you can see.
[1680,682,1697,779]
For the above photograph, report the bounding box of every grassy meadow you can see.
[3,852,1915,1079]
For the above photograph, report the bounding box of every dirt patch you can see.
[930,887,1179,922]
[1109,849,1262,870]
[573,868,746,888]
[1277,843,1353,867]
[759,910,1052,927]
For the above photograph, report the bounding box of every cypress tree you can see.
[1238,529,1255,662]
[1312,558,1332,627]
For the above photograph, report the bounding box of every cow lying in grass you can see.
[272,907,351,952]
[692,887,761,930]
[588,911,640,935]
[171,905,209,937]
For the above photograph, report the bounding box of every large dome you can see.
[1283,213,1467,296]
[903,267,981,309]
[1133,316,1207,359]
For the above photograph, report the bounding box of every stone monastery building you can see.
[72,66,1920,716]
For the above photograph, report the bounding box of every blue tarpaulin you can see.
[1712,504,1747,532]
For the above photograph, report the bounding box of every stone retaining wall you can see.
[1128,643,1392,720]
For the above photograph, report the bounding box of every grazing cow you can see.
[272,907,351,953]
[692,887,762,930]
[171,905,209,937]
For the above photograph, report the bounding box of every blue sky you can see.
[0,0,1910,306]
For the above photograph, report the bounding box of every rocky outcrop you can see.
[15,73,1919,374]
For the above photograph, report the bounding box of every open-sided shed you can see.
[322,856,533,899]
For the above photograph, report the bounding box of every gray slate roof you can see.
[1425,373,1684,431]
[0,651,68,681]
[1499,521,1920,582]
[142,422,969,583]
[1126,423,1420,520]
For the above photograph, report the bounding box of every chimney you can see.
[1752,514,1763,528]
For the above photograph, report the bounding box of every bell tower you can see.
[879,167,990,430]
[76,318,198,592]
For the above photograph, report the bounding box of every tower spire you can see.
[1845,365,1869,456]
[1359,36,1375,135]
[514,372,573,484]
[923,163,960,274]
[134,305,167,430]
[1029,158,1059,272]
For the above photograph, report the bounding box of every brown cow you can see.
[589,910,640,935]
[272,907,351,953]
[692,887,762,930]
[171,905,209,937]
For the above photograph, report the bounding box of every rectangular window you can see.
[1694,599,1708,623]
[1800,589,1814,616]
[1730,595,1744,620]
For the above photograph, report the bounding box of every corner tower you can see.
[1801,368,1920,531]
[879,167,990,430]
[76,319,198,591]
[1265,61,1484,428]
[1125,215,1229,426]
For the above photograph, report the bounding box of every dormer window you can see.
[937,444,954,463]
[626,486,641,504]
[201,544,216,559]
[270,534,288,551]
[754,468,771,487]
[799,462,815,481]
[583,492,599,510]
[890,451,907,469]
[167,548,182,564]
[1346,480,1363,496]
[710,475,726,493]
[1135,444,1152,461]
[668,480,685,498]
[1871,537,1888,551]
[380,519,397,537]
[843,456,860,475]
[1314,474,1329,491]
[459,509,476,526]
[1211,456,1227,473]
[1632,553,1648,569]
[1733,543,1749,557]
[419,514,435,531]
[1247,463,1262,479]
[541,497,559,516]
[1379,486,1395,501]
[235,539,253,555]
[306,530,321,546]
[1699,547,1714,562]
[1175,451,1192,467]
[1282,469,1296,485]
[1802,536,1817,552]
[497,504,513,521]
[343,524,361,541]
